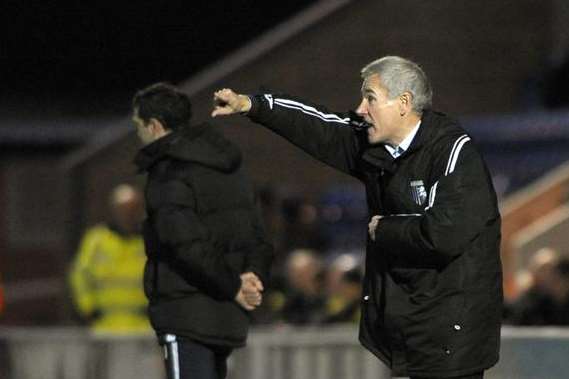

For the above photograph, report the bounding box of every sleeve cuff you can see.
[246,95,262,117]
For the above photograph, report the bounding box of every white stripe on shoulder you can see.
[447,137,471,175]
[445,134,470,176]
[274,98,350,125]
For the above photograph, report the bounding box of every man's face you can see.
[356,74,401,145]
[132,109,155,145]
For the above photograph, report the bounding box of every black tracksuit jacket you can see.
[135,124,273,347]
[247,93,503,377]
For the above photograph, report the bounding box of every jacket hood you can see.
[135,123,242,173]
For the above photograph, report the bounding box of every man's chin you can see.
[367,135,383,145]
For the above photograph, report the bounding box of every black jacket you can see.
[135,123,273,347]
[247,94,503,377]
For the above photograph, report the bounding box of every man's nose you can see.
[355,100,367,116]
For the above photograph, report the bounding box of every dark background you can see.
[1,1,316,118]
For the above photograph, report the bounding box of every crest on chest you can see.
[409,180,427,206]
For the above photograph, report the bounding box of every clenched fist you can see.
[211,89,251,117]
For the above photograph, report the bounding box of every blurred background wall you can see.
[1,0,569,364]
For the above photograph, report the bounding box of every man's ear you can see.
[399,92,413,116]
[148,118,165,133]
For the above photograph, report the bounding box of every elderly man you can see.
[212,56,502,379]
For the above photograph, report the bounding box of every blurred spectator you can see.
[281,196,328,254]
[69,184,151,334]
[275,249,326,325]
[323,254,359,316]
[505,248,569,326]
[322,254,362,324]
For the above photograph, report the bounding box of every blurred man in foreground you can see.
[212,56,502,379]
[133,83,272,379]
[69,184,150,334]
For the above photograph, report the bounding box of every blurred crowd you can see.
[248,184,367,325]
[64,183,569,333]
[66,183,368,332]
[503,247,569,326]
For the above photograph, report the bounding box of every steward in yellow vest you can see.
[69,184,150,335]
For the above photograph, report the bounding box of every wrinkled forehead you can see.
[360,74,385,95]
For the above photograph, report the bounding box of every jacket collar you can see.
[360,110,439,172]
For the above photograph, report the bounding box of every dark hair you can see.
[132,82,192,131]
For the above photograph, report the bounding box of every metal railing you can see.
[1,326,569,379]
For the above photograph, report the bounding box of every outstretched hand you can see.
[212,89,251,117]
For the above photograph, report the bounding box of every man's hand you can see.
[368,215,383,241]
[234,272,264,311]
[211,89,251,117]
[241,272,264,292]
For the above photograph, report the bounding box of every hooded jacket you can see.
[135,123,273,347]
[246,93,502,377]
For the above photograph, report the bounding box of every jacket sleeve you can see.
[152,180,241,301]
[375,134,499,267]
[247,94,363,176]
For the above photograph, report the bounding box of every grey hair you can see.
[361,56,432,114]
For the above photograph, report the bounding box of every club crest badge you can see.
[410,180,427,206]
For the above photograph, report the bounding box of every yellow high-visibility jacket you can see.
[69,224,150,335]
